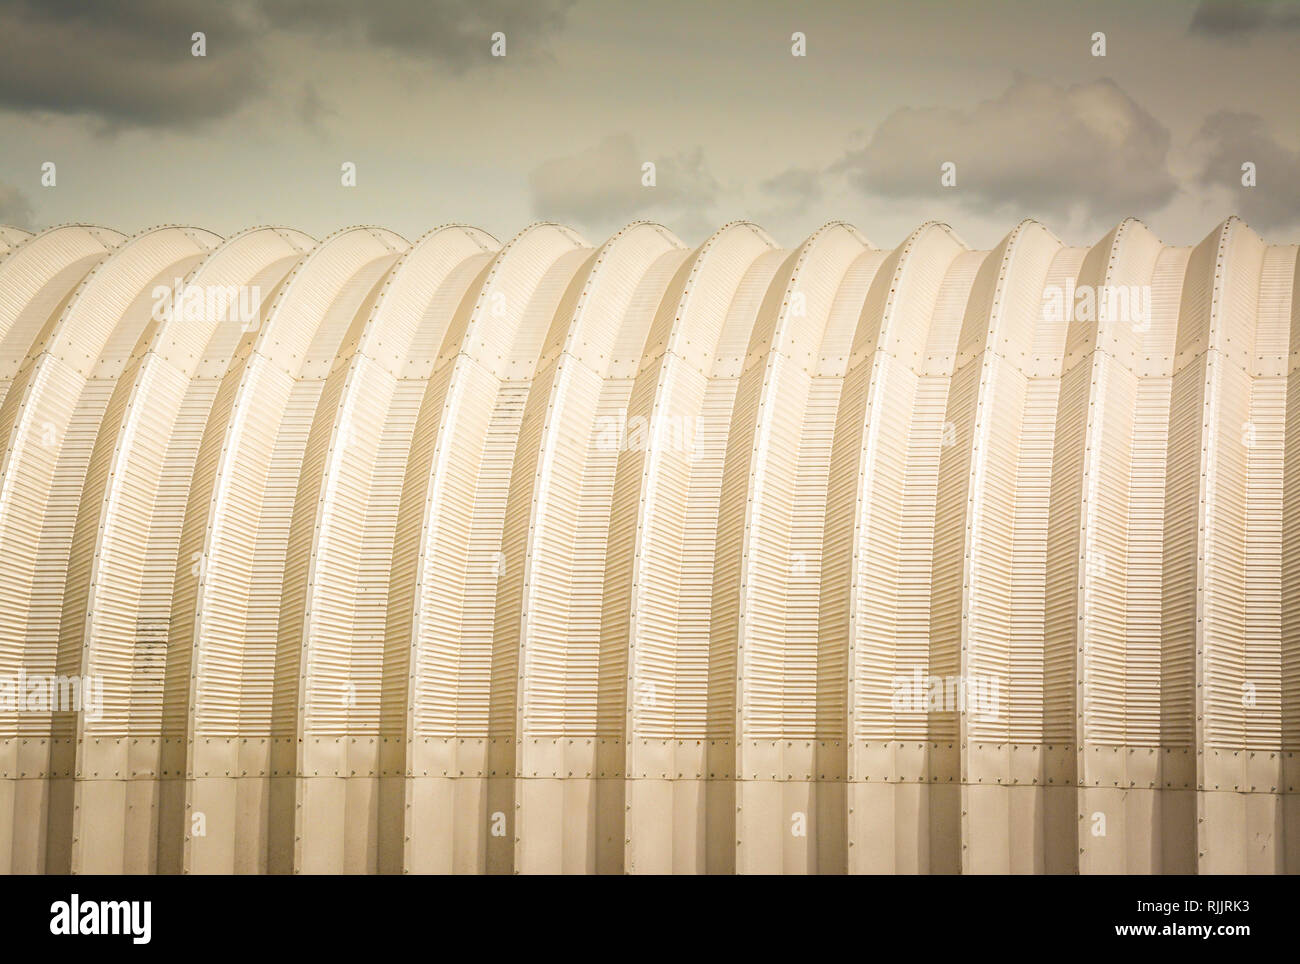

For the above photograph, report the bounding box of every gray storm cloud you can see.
[1197,110,1300,230]
[1189,0,1300,37]
[0,0,263,126]
[0,0,574,128]
[261,0,575,64]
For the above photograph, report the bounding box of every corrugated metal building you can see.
[0,216,1295,874]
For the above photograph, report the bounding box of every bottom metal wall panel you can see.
[0,216,1297,873]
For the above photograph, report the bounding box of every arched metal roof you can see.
[0,218,1295,874]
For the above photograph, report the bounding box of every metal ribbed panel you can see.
[174,228,407,874]
[372,224,589,874]
[0,217,1296,875]
[0,226,124,409]
[286,226,496,874]
[492,225,688,874]
[0,227,222,872]
[0,227,31,254]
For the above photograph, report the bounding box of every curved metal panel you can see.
[0,218,1294,875]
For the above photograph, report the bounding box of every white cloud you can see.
[529,133,719,237]
[835,75,1178,225]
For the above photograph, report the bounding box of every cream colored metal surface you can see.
[0,217,1295,874]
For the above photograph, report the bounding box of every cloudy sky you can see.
[0,0,1297,249]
